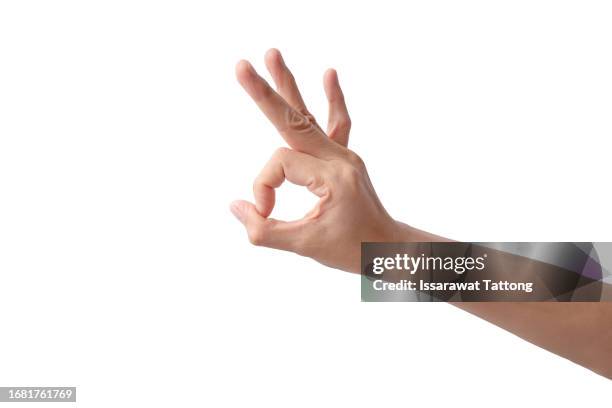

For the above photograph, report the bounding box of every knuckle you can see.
[326,153,366,192]
[252,176,261,192]
[259,82,274,100]
[328,160,362,190]
[307,174,325,192]
[338,117,352,131]
[346,151,365,169]
[343,167,363,192]
[285,109,312,133]
[301,110,316,123]
[247,225,266,246]
[273,146,290,159]
[343,163,362,183]
[253,170,268,190]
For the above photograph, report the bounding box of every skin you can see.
[230,49,612,380]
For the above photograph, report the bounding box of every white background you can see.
[1,1,611,406]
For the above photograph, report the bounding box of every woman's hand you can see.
[230,49,441,272]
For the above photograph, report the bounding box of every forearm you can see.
[232,49,612,380]
[456,302,612,379]
[394,222,612,379]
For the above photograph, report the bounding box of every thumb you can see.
[229,199,307,251]
[230,200,266,245]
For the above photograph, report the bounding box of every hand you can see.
[230,49,440,273]
[231,51,612,380]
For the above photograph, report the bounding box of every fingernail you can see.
[266,48,283,63]
[230,201,245,223]
[245,61,255,74]
[236,60,255,77]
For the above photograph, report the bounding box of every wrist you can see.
[390,220,449,243]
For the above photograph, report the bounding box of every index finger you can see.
[253,147,327,217]
[235,60,337,158]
